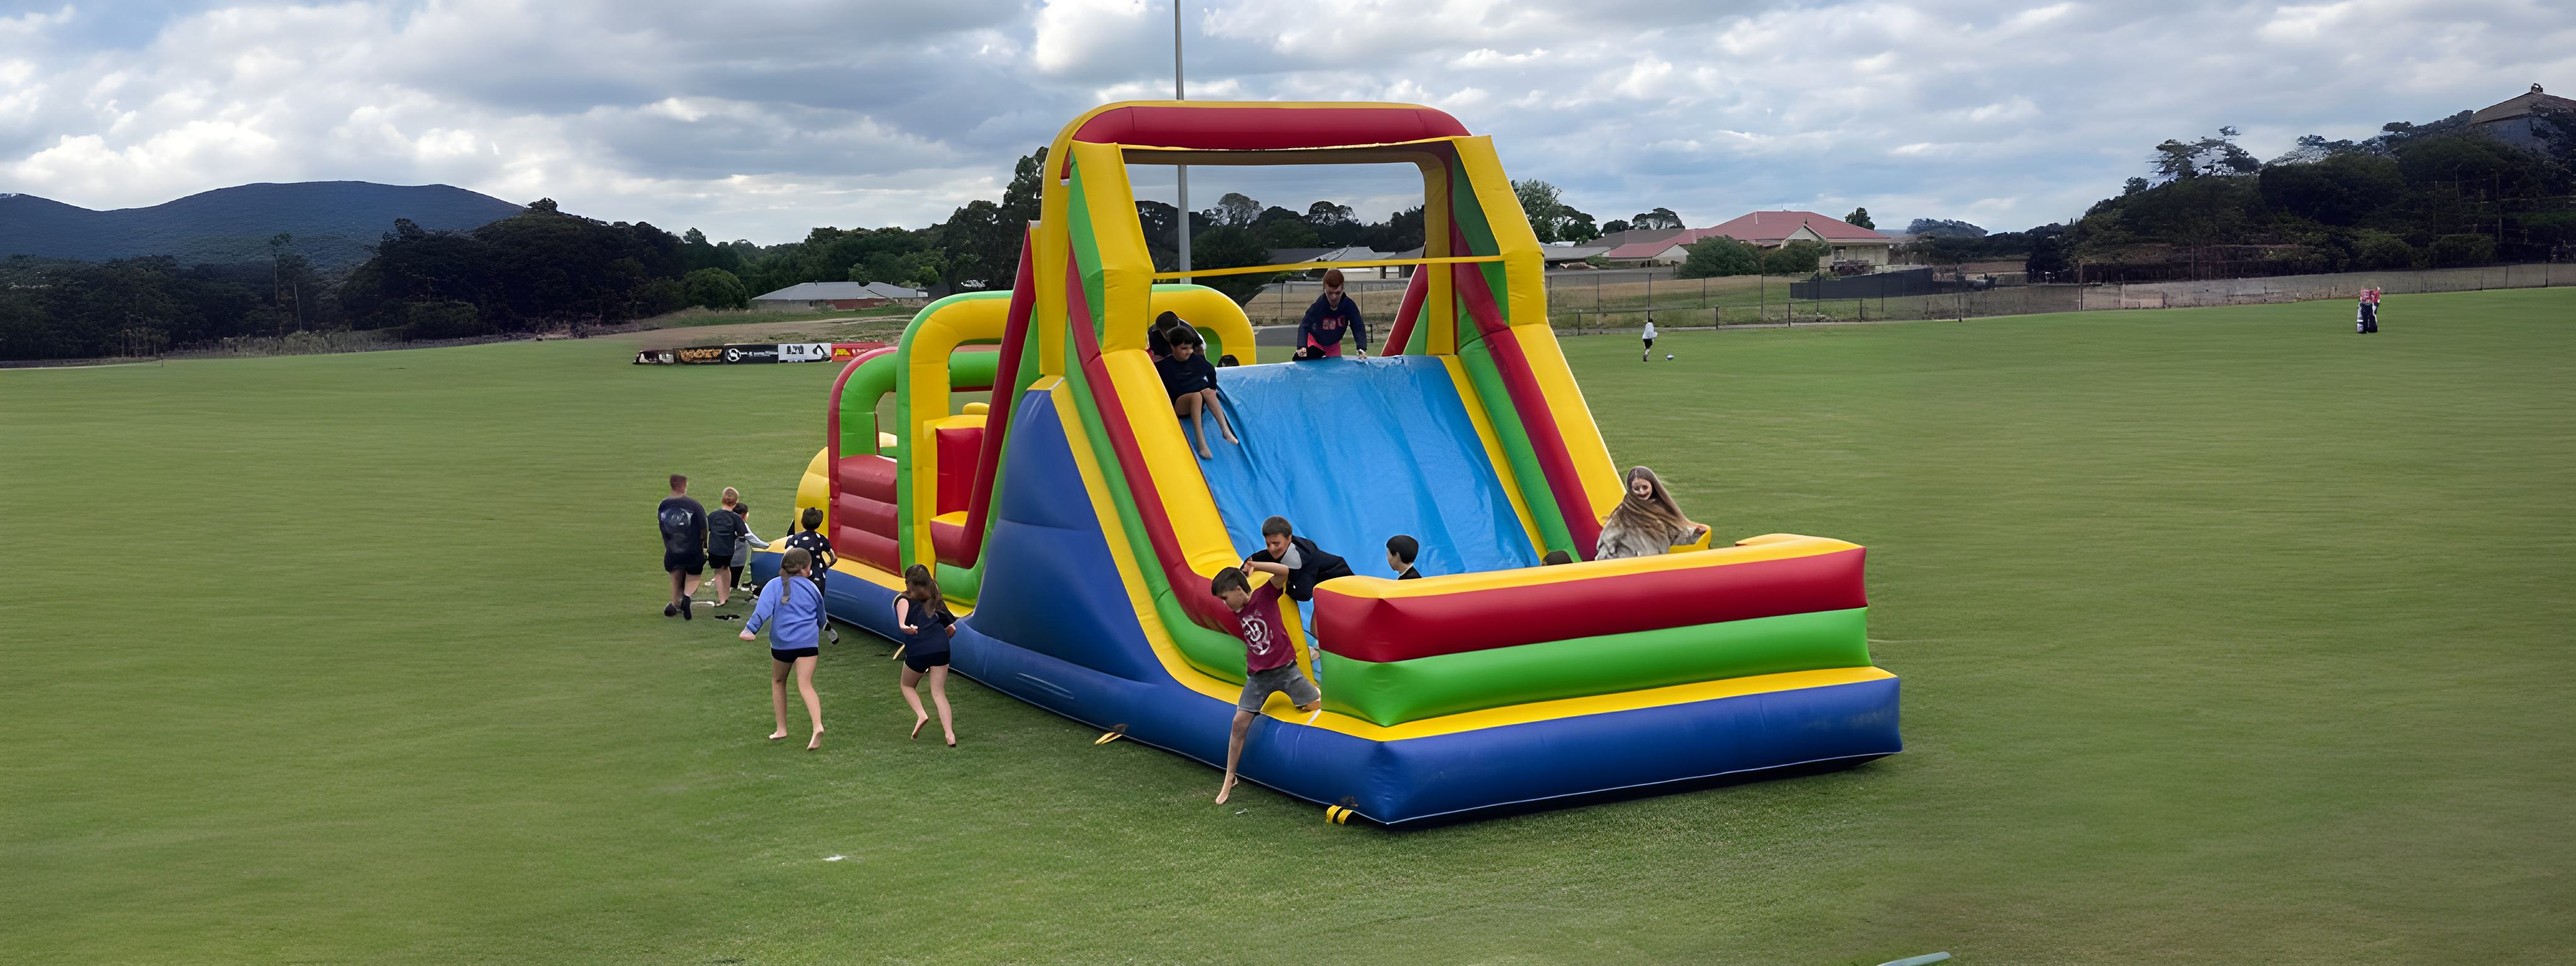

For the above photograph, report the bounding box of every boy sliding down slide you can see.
[1153,313,1236,458]
[1209,566,1322,805]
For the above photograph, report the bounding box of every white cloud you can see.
[0,1,2565,243]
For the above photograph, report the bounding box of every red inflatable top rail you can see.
[1060,103,1471,176]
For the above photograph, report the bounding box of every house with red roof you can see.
[1601,211,1895,270]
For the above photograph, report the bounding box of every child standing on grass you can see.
[894,564,959,747]
[1209,567,1322,805]
[782,507,838,644]
[740,548,827,750]
[1156,323,1236,459]
[1641,318,1658,362]
[1386,534,1422,580]
[729,502,770,592]
[706,488,749,606]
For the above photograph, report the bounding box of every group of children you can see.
[1197,468,1702,802]
[728,522,960,752]
[650,474,956,752]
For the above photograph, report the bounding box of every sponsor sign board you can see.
[830,341,889,360]
[633,350,676,365]
[778,342,833,363]
[721,344,780,364]
[674,346,727,364]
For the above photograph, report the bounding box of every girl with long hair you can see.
[894,564,959,746]
[1592,466,1710,560]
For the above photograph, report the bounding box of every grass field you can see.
[4,289,2570,963]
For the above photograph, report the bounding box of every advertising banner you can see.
[830,341,889,361]
[778,342,833,363]
[674,346,727,364]
[720,344,780,364]
[633,349,676,365]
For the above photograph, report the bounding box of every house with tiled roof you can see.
[1602,211,1894,269]
[2472,83,2575,153]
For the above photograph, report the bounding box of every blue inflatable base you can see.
[750,386,1901,825]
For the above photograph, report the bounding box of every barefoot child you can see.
[1209,566,1321,804]
[1155,320,1235,459]
[894,564,959,747]
[1386,534,1422,580]
[740,548,827,750]
[1243,516,1354,689]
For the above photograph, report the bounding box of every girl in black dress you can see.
[894,564,958,745]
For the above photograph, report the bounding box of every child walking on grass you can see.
[740,548,827,750]
[706,489,750,606]
[1209,566,1322,804]
[894,564,959,747]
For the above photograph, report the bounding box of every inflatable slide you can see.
[755,102,1901,824]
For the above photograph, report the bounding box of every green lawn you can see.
[4,289,2570,963]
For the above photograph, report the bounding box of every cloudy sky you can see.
[3,1,2569,243]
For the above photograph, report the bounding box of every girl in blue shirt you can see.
[740,548,828,750]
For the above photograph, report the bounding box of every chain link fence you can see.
[1238,261,2570,335]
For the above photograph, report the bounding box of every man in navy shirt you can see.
[657,474,707,619]
[1294,269,1368,360]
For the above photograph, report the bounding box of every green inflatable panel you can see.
[1319,607,1873,726]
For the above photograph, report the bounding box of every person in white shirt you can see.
[1641,319,1658,362]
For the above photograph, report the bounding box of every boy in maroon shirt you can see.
[1209,566,1322,804]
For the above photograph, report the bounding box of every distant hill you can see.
[0,181,525,272]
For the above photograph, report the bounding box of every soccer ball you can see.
[1664,353,1674,360]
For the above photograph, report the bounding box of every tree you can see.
[1210,192,1262,228]
[2024,223,2072,280]
[682,268,750,309]
[1136,201,1179,249]
[1513,179,1568,242]
[1760,240,1831,275]
[1601,219,1632,235]
[1561,209,1600,243]
[2423,233,2496,267]
[1843,208,1875,230]
[1001,147,1048,226]
[1187,226,1276,304]
[2149,126,2260,182]
[1628,208,1682,231]
[1906,218,1987,238]
[1305,201,1355,226]
[1675,236,1763,278]
[1358,206,1426,252]
[2349,230,2414,270]
[2258,152,2406,226]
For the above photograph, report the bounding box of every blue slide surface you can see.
[1195,356,1536,578]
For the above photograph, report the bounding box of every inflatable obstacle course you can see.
[755,101,1902,824]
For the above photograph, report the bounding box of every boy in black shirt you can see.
[1154,319,1235,458]
[657,474,707,620]
[1241,516,1354,601]
[1385,534,1422,580]
[782,507,839,643]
